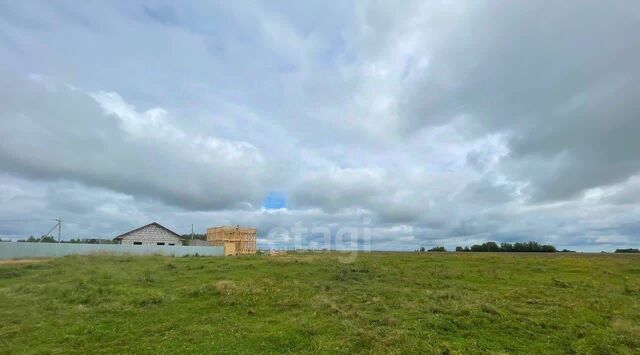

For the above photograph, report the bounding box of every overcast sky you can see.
[1,1,639,251]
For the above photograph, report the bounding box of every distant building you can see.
[113,222,182,246]
[206,226,257,256]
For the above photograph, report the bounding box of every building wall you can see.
[223,242,236,256]
[206,226,257,254]
[119,224,182,246]
[0,242,223,259]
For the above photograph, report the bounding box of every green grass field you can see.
[1,253,639,354]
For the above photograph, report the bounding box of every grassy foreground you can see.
[0,253,639,354]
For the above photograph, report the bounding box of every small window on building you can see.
[134,242,142,245]
[157,242,165,246]
[169,243,175,246]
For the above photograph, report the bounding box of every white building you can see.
[113,222,182,246]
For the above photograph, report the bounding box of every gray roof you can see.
[113,222,182,241]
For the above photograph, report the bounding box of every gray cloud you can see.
[393,1,640,200]
[0,71,270,210]
[1,1,639,250]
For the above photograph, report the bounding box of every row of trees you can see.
[181,233,206,241]
[456,241,557,252]
[66,238,114,244]
[15,236,114,244]
[417,241,559,252]
[8,235,205,243]
[615,248,640,253]
[18,236,57,243]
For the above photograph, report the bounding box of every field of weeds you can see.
[0,252,639,353]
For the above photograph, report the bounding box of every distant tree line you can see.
[614,248,640,253]
[18,236,57,243]
[416,246,448,252]
[455,241,557,253]
[66,238,114,244]
[181,233,206,241]
[15,236,113,244]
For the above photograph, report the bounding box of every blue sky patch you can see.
[263,191,286,209]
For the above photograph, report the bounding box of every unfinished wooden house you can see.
[206,226,257,256]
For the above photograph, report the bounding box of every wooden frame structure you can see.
[206,226,257,256]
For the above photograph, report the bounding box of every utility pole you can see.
[56,218,61,243]
[191,224,194,239]
[40,218,62,243]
